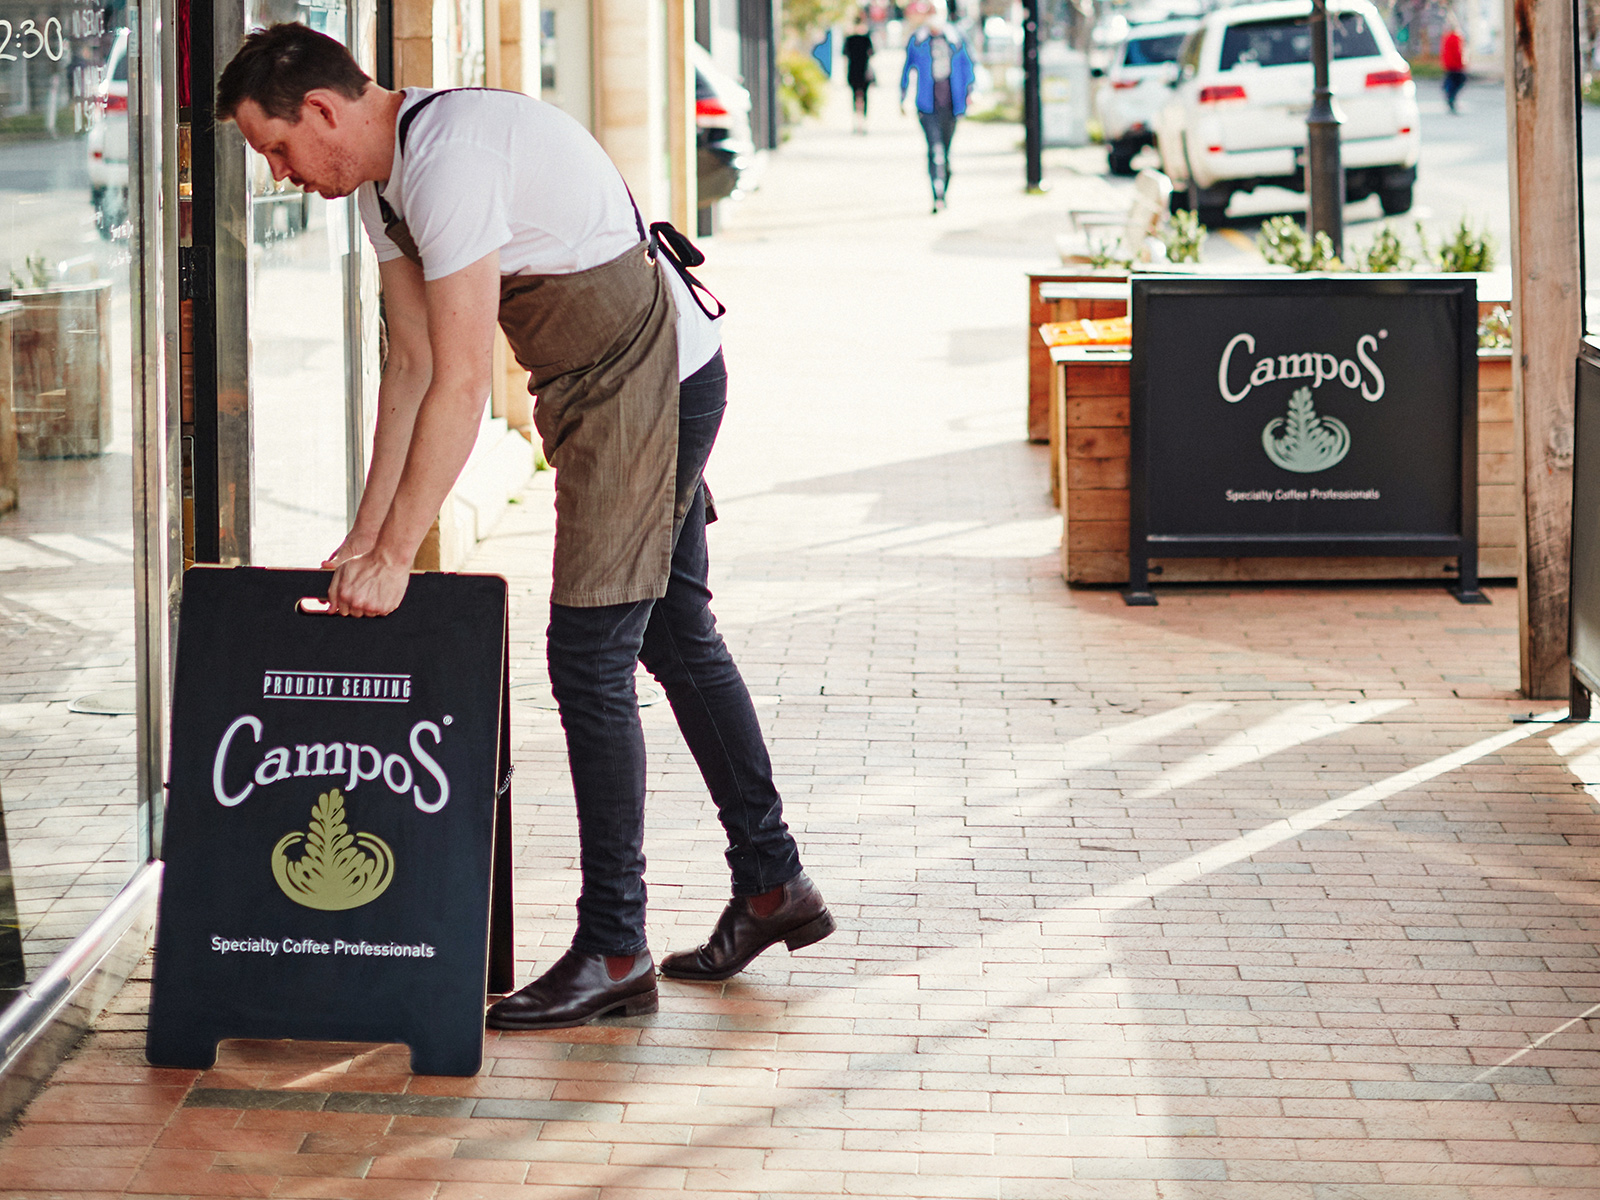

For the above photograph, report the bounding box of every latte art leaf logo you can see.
[271,788,395,911]
[1262,386,1351,474]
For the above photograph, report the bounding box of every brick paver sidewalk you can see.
[0,92,1596,1200]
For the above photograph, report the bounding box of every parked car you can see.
[87,28,130,239]
[692,45,753,212]
[1152,0,1419,226]
[1095,18,1199,176]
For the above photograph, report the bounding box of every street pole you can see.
[1306,0,1344,256]
[1022,0,1044,192]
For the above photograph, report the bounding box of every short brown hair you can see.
[216,23,370,123]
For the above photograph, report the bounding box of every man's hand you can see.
[324,249,499,618]
[328,549,410,617]
[322,528,377,570]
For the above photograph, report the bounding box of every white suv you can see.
[86,28,130,239]
[1152,0,1419,226]
[1096,19,1199,176]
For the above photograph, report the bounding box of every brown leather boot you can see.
[486,948,658,1030]
[659,872,835,981]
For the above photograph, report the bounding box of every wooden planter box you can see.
[1047,330,1517,586]
[10,281,114,459]
[1028,271,1129,443]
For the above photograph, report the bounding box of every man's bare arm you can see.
[324,254,433,567]
[328,249,501,617]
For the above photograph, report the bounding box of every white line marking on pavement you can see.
[1136,699,1410,798]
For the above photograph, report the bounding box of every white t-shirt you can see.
[357,88,722,381]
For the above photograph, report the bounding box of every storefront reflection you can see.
[0,2,141,1000]
[246,0,354,568]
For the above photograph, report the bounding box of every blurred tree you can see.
[784,0,859,50]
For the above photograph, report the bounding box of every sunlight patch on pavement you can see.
[29,533,131,564]
[1105,722,1537,905]
[1052,700,1234,772]
[710,580,917,625]
[887,516,1062,559]
[889,720,1545,980]
[0,701,60,727]
[2,588,137,634]
[1545,719,1600,798]
[0,537,72,572]
[1546,722,1600,757]
[823,521,986,555]
[1008,701,1235,817]
[1135,699,1410,798]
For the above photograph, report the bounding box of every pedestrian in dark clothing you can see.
[899,7,974,212]
[843,18,875,134]
[1440,24,1466,113]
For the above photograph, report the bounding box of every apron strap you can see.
[648,220,727,321]
[376,89,724,323]
[375,88,477,227]
[622,187,724,321]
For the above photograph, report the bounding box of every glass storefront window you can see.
[434,0,484,88]
[538,0,590,126]
[245,0,357,568]
[0,0,145,999]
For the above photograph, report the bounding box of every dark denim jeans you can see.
[547,351,804,956]
[919,109,957,200]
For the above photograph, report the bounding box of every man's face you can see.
[234,93,362,199]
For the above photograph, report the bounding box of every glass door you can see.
[0,0,153,1000]
[244,0,358,568]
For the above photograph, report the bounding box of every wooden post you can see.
[1505,0,1582,699]
[667,0,696,232]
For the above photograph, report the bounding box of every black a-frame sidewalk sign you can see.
[147,567,515,1077]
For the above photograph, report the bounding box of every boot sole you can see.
[784,909,836,951]
[486,987,658,1031]
[661,909,837,981]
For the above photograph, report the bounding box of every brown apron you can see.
[377,96,686,607]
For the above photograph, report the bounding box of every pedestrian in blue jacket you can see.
[900,7,975,212]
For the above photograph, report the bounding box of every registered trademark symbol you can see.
[443,715,453,725]
[1379,329,1388,338]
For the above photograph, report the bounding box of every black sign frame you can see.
[147,567,516,1077]
[1125,274,1485,606]
[1567,349,1600,717]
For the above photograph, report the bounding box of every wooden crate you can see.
[1050,348,1519,584]
[1027,272,1129,443]
[10,281,114,459]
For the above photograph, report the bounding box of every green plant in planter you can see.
[1418,216,1494,272]
[1358,223,1413,273]
[1478,305,1512,350]
[9,253,49,290]
[1163,209,1205,264]
[1256,215,1343,272]
[1086,234,1132,271]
